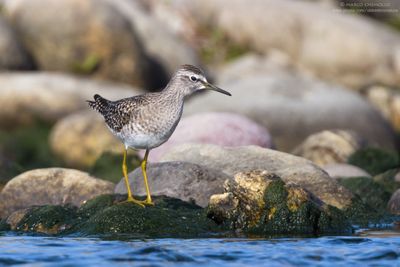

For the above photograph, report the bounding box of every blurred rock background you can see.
[0,0,399,217]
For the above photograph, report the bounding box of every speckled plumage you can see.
[87,65,229,150]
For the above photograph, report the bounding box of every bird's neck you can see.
[162,78,187,102]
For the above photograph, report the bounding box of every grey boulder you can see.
[0,168,114,218]
[161,144,353,209]
[115,161,231,207]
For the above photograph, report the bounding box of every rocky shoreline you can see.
[0,0,400,239]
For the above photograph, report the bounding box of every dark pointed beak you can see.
[202,81,231,96]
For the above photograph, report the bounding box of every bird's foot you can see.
[141,199,154,206]
[120,196,145,208]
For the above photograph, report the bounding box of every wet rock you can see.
[373,169,400,194]
[348,147,400,176]
[49,111,123,168]
[174,0,400,89]
[0,195,223,237]
[105,0,201,79]
[184,71,397,151]
[2,0,152,87]
[161,144,353,209]
[388,189,400,215]
[323,164,371,179]
[3,208,30,230]
[76,195,220,237]
[338,177,392,213]
[0,72,141,129]
[292,130,366,166]
[13,205,77,235]
[115,161,231,207]
[396,171,400,182]
[143,112,273,162]
[363,85,400,132]
[0,168,114,218]
[207,170,351,235]
[0,16,34,70]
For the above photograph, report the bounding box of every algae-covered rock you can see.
[207,170,352,236]
[0,168,114,218]
[15,205,77,235]
[76,195,221,237]
[338,177,391,212]
[388,189,400,215]
[337,176,393,225]
[0,218,10,231]
[161,144,353,209]
[373,169,400,194]
[348,148,399,176]
[0,194,224,238]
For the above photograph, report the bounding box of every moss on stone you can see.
[246,179,352,235]
[337,176,395,226]
[373,169,400,194]
[348,147,399,176]
[338,177,391,212]
[90,152,141,183]
[318,205,351,234]
[0,219,10,231]
[263,179,288,206]
[78,194,115,218]
[75,195,221,237]
[1,195,224,237]
[16,205,77,234]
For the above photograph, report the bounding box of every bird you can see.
[87,64,231,207]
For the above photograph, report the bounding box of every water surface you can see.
[0,229,399,266]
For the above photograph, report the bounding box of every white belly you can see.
[121,132,168,150]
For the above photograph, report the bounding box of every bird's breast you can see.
[118,100,183,149]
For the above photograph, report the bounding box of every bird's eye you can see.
[190,76,197,82]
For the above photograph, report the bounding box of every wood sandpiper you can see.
[88,65,231,207]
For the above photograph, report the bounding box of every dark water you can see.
[0,230,400,266]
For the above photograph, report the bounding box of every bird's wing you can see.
[105,95,151,132]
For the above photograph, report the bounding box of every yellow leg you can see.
[141,149,154,205]
[121,148,144,207]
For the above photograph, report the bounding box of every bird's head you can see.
[170,64,231,97]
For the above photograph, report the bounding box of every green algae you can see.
[348,148,399,176]
[209,178,352,236]
[373,169,400,194]
[338,177,394,226]
[77,194,115,218]
[16,205,77,234]
[338,177,391,212]
[253,179,352,235]
[3,195,223,238]
[76,195,220,237]
[0,219,10,231]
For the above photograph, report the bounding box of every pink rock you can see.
[140,112,273,162]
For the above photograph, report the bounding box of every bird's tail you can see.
[87,94,110,115]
